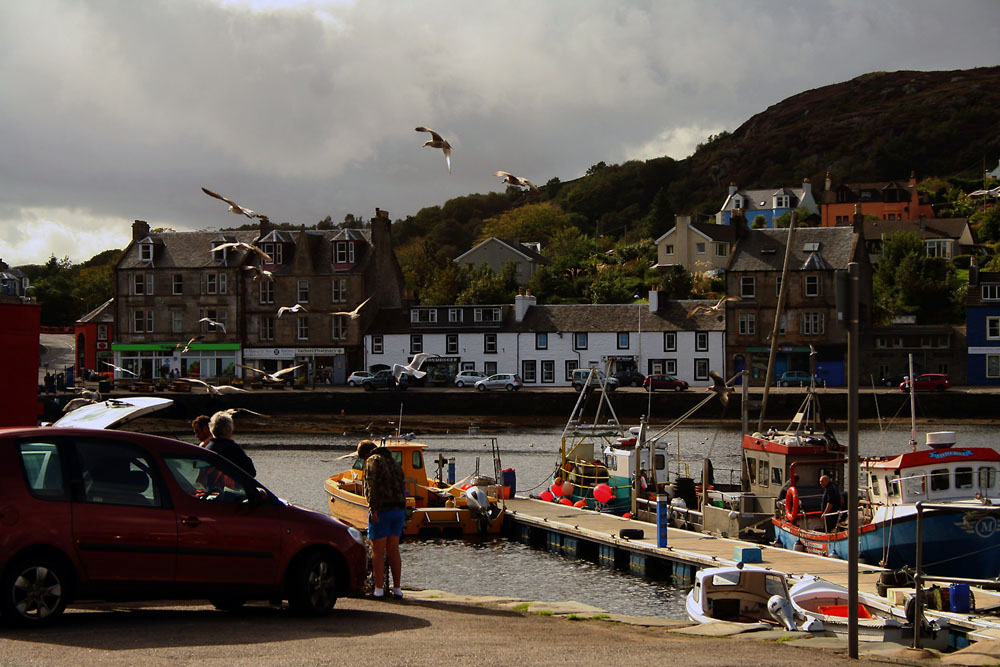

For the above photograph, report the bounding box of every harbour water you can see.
[208,422,1000,619]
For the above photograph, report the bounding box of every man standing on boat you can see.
[819,474,841,533]
[357,440,406,600]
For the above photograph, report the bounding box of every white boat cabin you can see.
[602,434,670,487]
[862,432,1000,506]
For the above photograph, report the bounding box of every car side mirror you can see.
[248,486,270,506]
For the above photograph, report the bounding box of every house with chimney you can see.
[654,215,735,274]
[967,262,1000,385]
[74,297,114,380]
[716,179,819,227]
[861,217,977,263]
[454,237,551,285]
[820,172,935,227]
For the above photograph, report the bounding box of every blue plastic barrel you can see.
[950,583,971,613]
[502,468,516,496]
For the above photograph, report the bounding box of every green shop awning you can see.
[112,343,242,351]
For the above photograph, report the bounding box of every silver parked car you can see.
[346,370,373,387]
[454,370,487,388]
[474,373,523,392]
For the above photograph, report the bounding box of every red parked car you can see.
[899,373,951,392]
[0,427,368,626]
[643,374,689,392]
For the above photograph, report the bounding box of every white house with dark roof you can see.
[717,179,818,227]
[362,292,727,387]
[453,237,552,285]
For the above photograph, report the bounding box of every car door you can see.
[70,436,177,585]
[162,453,284,588]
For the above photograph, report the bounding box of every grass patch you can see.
[536,610,554,616]
[512,603,531,612]
[593,614,611,620]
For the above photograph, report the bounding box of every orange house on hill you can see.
[821,172,935,227]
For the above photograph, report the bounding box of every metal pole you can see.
[758,212,797,431]
[913,502,925,650]
[847,262,860,659]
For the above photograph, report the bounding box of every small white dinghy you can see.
[686,564,822,632]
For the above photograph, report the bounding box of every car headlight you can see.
[347,526,366,546]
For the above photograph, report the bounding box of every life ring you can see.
[785,486,800,523]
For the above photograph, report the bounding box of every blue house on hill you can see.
[717,179,819,227]
[967,265,1000,385]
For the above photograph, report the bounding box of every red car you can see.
[643,374,689,392]
[899,373,951,392]
[0,427,367,626]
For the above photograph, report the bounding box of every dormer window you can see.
[774,195,789,208]
[262,243,282,264]
[139,243,153,262]
[335,241,355,264]
[732,196,743,210]
[411,308,437,323]
[212,243,226,262]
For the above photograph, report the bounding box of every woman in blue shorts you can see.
[357,440,407,599]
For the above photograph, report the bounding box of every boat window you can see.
[412,451,423,470]
[772,466,782,486]
[654,454,666,471]
[869,474,880,497]
[757,458,769,487]
[747,458,757,484]
[764,574,787,597]
[886,474,899,497]
[606,457,617,472]
[956,467,974,489]
[903,473,925,497]
[390,451,402,466]
[352,458,364,471]
[711,571,741,586]
[979,467,996,491]
[929,468,950,492]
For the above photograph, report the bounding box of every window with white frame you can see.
[541,360,555,383]
[617,332,629,349]
[262,243,282,264]
[448,308,463,323]
[663,332,676,351]
[484,361,497,376]
[805,275,822,297]
[574,332,588,350]
[260,316,274,341]
[983,284,1000,300]
[296,316,309,340]
[564,360,577,381]
[133,273,153,296]
[297,280,309,303]
[335,241,355,263]
[740,276,755,298]
[775,195,789,208]
[739,313,755,335]
[484,333,497,354]
[665,359,677,375]
[259,280,274,304]
[410,335,422,354]
[732,195,743,209]
[696,242,706,254]
[371,335,383,354]
[205,273,218,295]
[474,307,501,322]
[694,358,709,380]
[988,317,1000,340]
[97,324,108,341]
[801,312,825,335]
[411,309,437,323]
[331,315,347,340]
[332,279,346,303]
[171,311,183,333]
[172,274,183,295]
[139,243,153,261]
[446,334,458,355]
[460,361,475,371]
[536,332,547,350]
[715,242,728,257]
[926,240,952,259]
[987,355,1000,378]
[132,310,153,333]
[522,360,537,383]
[696,332,709,351]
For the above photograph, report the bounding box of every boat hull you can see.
[774,506,1000,579]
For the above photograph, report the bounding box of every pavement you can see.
[4,589,1000,666]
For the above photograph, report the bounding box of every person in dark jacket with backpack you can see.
[357,439,406,599]
[205,411,256,478]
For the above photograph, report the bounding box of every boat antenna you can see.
[907,353,917,453]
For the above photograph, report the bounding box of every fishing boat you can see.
[685,564,822,631]
[324,438,505,538]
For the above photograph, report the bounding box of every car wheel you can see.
[936,385,946,392]
[505,384,514,391]
[456,381,464,388]
[781,381,789,387]
[348,380,356,387]
[287,551,338,616]
[210,596,247,612]
[365,383,373,391]
[477,385,486,392]
[674,385,684,392]
[1,555,71,627]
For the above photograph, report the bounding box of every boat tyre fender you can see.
[785,486,800,523]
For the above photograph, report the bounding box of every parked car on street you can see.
[346,370,372,387]
[361,369,407,391]
[0,427,368,626]
[613,368,646,387]
[879,374,907,388]
[454,370,487,388]
[778,371,824,387]
[900,373,951,392]
[570,369,619,392]
[474,373,523,392]
[643,374,689,392]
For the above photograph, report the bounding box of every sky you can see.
[1,0,997,266]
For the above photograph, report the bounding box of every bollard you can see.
[447,458,455,485]
[657,494,669,548]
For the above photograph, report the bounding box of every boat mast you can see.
[908,353,917,452]
[758,212,798,431]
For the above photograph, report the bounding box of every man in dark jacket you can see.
[357,440,406,599]
[820,474,841,532]
[205,411,256,478]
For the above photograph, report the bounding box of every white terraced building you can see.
[362,292,727,388]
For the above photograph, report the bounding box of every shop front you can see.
[243,347,346,385]
[421,356,460,386]
[112,342,241,380]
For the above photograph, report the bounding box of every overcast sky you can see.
[1,0,997,266]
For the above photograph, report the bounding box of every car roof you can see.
[0,426,203,455]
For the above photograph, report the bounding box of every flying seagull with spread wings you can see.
[415,127,452,173]
[238,363,305,384]
[708,370,732,408]
[277,304,307,319]
[103,361,137,377]
[201,187,269,221]
[687,296,741,319]
[178,378,249,396]
[175,336,204,354]
[330,296,371,320]
[243,265,275,282]
[222,407,270,419]
[392,352,439,382]
[211,241,273,264]
[198,317,227,333]
[493,171,538,191]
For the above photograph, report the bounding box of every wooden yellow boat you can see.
[324,440,505,537]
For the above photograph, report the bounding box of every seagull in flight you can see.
[177,378,249,396]
[708,370,732,408]
[243,265,275,282]
[238,363,304,384]
[330,296,371,320]
[392,352,439,382]
[199,317,227,333]
[686,296,741,319]
[211,241,273,264]
[201,187,269,221]
[222,407,270,419]
[415,127,452,173]
[277,304,307,319]
[103,361,137,377]
[175,336,204,354]
[493,171,538,191]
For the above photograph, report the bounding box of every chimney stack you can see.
[132,220,150,242]
[514,290,536,322]
[852,204,864,233]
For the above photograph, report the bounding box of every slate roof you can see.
[728,227,859,272]
[862,218,973,242]
[723,186,806,213]
[454,237,553,265]
[118,230,260,269]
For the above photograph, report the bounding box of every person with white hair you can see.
[206,411,256,477]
